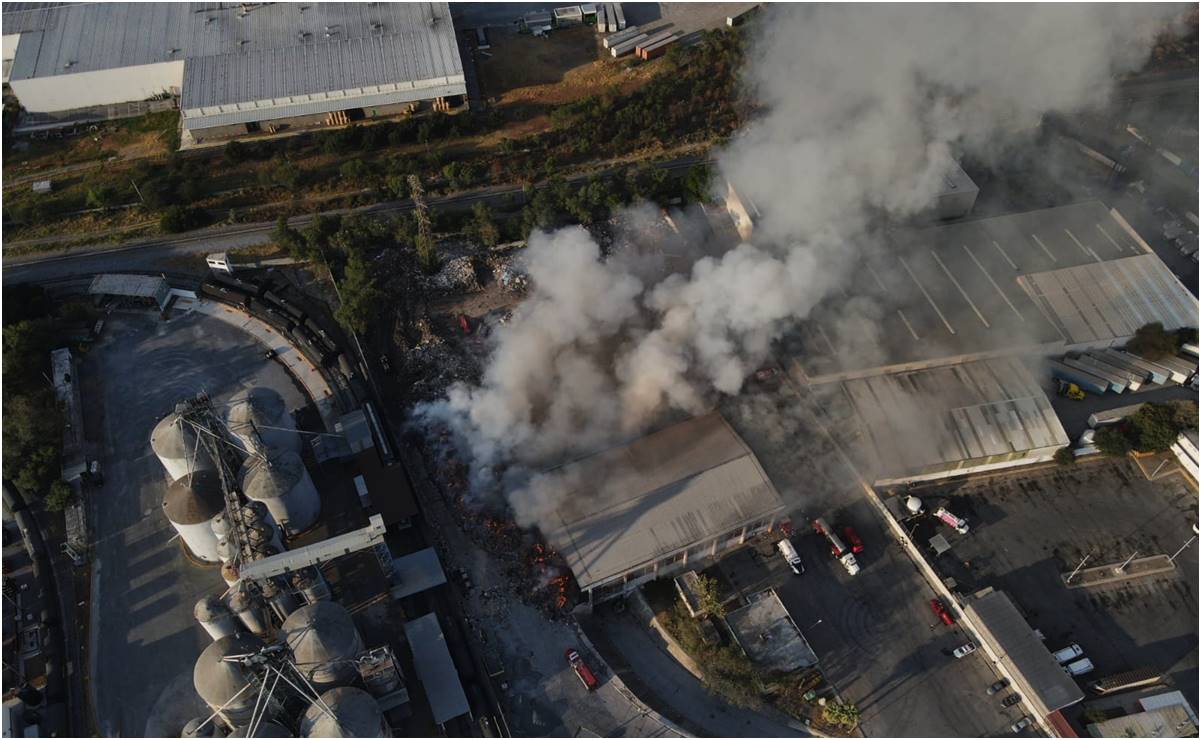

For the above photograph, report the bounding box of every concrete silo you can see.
[299,687,388,738]
[260,579,300,621]
[163,471,226,564]
[282,602,364,693]
[226,388,298,455]
[239,451,320,536]
[151,412,215,482]
[194,595,238,642]
[290,568,330,604]
[193,633,269,729]
[229,584,271,636]
[226,722,292,737]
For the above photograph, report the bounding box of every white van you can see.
[1063,657,1095,677]
[777,538,803,575]
[1053,644,1083,664]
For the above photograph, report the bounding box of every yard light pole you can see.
[1113,550,1139,575]
[1065,553,1092,584]
[1169,534,1197,563]
[808,618,823,630]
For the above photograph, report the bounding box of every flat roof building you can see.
[402,612,469,726]
[963,588,1084,718]
[541,412,789,604]
[3,2,466,143]
[725,590,818,673]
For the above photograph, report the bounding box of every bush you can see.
[1095,426,1133,457]
[45,480,74,512]
[1131,402,1191,452]
[1125,322,1178,360]
[160,205,205,233]
[223,140,248,165]
[822,701,861,729]
[1053,446,1076,465]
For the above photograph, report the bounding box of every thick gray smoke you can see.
[417,4,1182,525]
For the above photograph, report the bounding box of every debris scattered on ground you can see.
[432,256,482,293]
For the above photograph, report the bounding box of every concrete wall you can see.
[9,60,183,112]
[2,33,19,83]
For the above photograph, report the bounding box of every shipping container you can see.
[602,25,641,48]
[1095,349,1158,384]
[596,3,609,32]
[609,32,648,57]
[1062,357,1128,393]
[1079,353,1143,391]
[1182,342,1199,358]
[1152,354,1197,383]
[1088,403,1145,429]
[635,30,674,53]
[1100,349,1169,385]
[553,6,583,25]
[1048,360,1111,396]
[611,2,626,30]
[638,36,677,60]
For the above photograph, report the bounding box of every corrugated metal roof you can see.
[5,2,464,118]
[403,613,470,725]
[1017,253,1197,345]
[542,412,787,591]
[842,356,1069,475]
[965,590,1084,715]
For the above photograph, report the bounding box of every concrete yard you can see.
[81,309,310,737]
[714,379,1035,737]
[909,458,1199,726]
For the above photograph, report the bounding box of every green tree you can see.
[822,701,861,729]
[1125,322,1177,360]
[223,140,248,165]
[684,164,712,202]
[160,205,204,233]
[1131,403,1184,452]
[1053,446,1076,465]
[339,159,372,186]
[85,184,119,210]
[1095,426,1133,457]
[272,216,308,260]
[1169,400,1198,431]
[469,203,500,248]
[45,479,74,512]
[334,251,385,334]
[694,574,726,619]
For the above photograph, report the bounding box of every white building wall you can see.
[2,34,19,83]
[9,60,183,112]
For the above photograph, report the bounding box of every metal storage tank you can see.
[216,537,235,565]
[291,568,330,604]
[152,412,215,481]
[261,579,300,621]
[212,512,230,540]
[181,716,223,738]
[163,471,226,564]
[195,595,238,642]
[226,722,292,737]
[299,687,387,738]
[229,584,270,636]
[226,388,298,454]
[239,451,320,535]
[282,602,364,692]
[221,561,241,587]
[193,633,268,728]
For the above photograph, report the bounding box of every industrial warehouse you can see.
[541,412,789,605]
[1,2,466,142]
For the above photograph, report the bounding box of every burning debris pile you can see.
[398,317,479,403]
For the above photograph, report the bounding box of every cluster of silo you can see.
[240,450,320,536]
[299,687,388,738]
[290,567,331,604]
[282,602,365,692]
[152,411,214,481]
[229,583,272,636]
[226,388,299,456]
[163,471,227,564]
[194,595,239,642]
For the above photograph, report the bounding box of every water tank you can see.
[193,633,266,728]
[229,584,270,635]
[282,602,364,692]
[227,722,291,737]
[905,496,923,514]
[195,595,238,642]
[181,716,223,738]
[261,579,300,621]
[300,687,387,738]
[291,568,330,604]
[240,451,320,535]
[226,388,298,455]
[152,413,215,481]
[163,471,226,563]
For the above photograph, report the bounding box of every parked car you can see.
[953,642,977,658]
[1063,657,1095,677]
[1011,716,1033,733]
[987,679,1009,695]
[1001,693,1022,708]
[565,648,598,690]
[1053,644,1083,664]
[842,526,865,553]
[929,598,954,625]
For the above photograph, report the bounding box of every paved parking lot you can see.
[715,381,1035,737]
[82,309,310,736]
[910,459,1199,724]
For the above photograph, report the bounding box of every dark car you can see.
[987,679,1009,695]
[1001,693,1022,708]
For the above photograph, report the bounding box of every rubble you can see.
[431,256,482,293]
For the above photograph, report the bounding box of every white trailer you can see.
[602,25,641,48]
[1080,352,1144,391]
[1062,357,1127,393]
[1088,403,1145,429]
[635,30,674,53]
[610,2,626,30]
[609,32,648,57]
[1106,351,1172,385]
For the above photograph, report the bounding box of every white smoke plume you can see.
[416,4,1184,525]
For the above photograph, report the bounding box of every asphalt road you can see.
[2,156,709,286]
[83,310,310,737]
